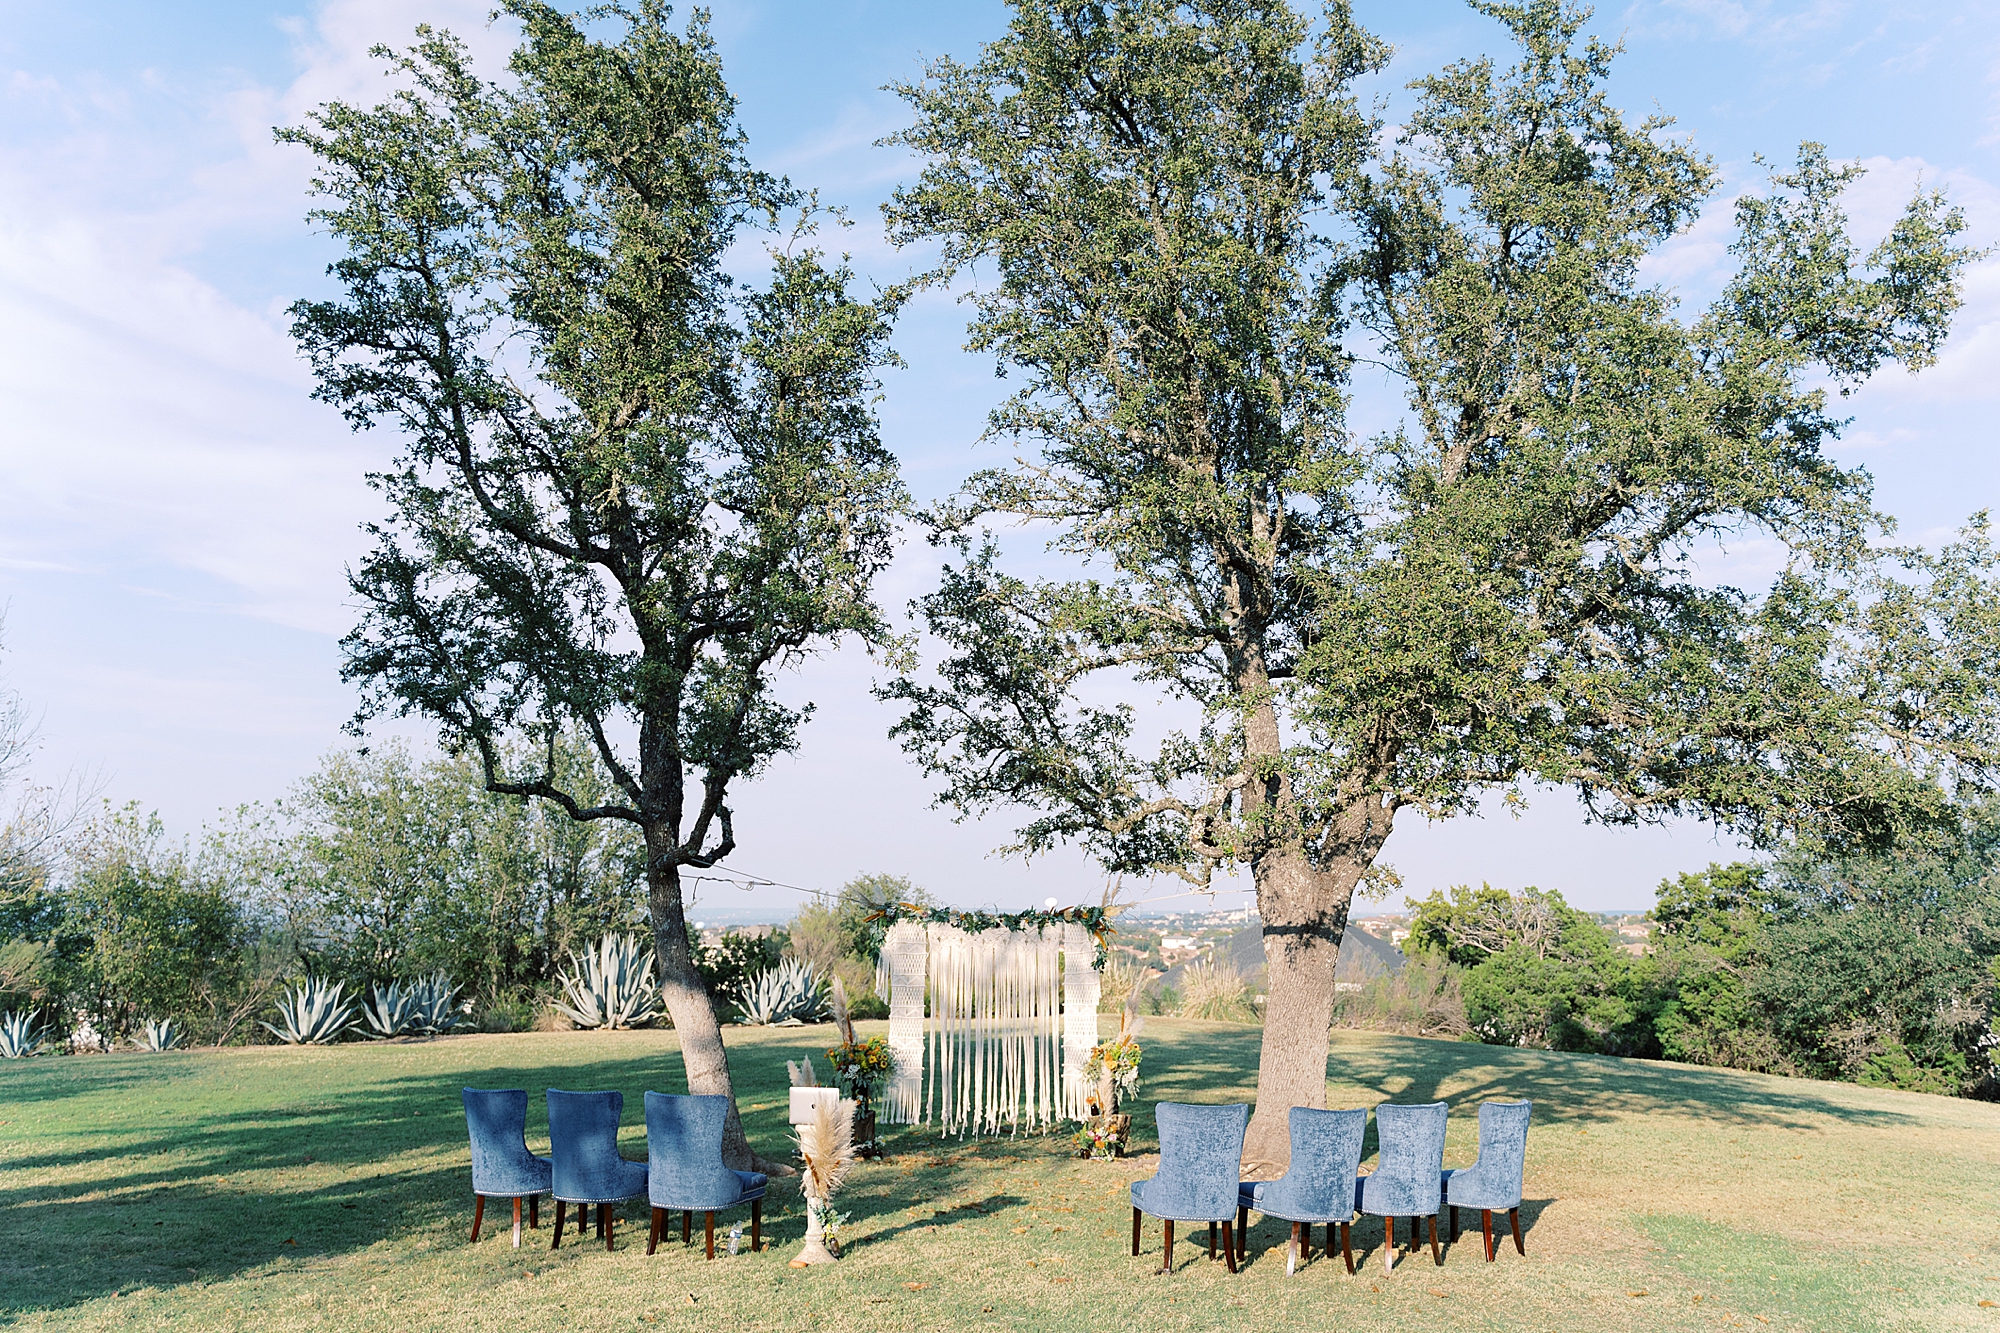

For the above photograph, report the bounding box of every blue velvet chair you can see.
[1234,1106,1367,1274]
[462,1088,553,1248]
[1129,1102,1249,1274]
[1356,1101,1448,1271]
[644,1092,768,1259]
[1442,1100,1532,1261]
[546,1089,649,1252]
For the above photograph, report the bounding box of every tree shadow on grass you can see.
[0,1026,1065,1318]
[0,1035,848,1317]
[1135,1023,1916,1132]
[0,1021,1925,1318]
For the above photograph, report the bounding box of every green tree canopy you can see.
[282,0,904,1168]
[879,0,1993,1163]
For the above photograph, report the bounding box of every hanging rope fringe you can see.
[876,921,1099,1135]
[882,921,927,1124]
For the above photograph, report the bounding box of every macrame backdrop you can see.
[881,921,927,1123]
[1059,922,1100,1119]
[877,920,1100,1133]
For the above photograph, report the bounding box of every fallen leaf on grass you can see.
[1012,1227,1028,1234]
[1427,1288,1446,1298]
[905,1283,928,1291]
[1627,1290,1647,1298]
[283,1239,297,1247]
[1980,1301,1997,1308]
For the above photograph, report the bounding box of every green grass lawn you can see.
[4,1020,1997,1331]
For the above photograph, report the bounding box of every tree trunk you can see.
[1243,850,1344,1171]
[1242,812,1386,1172]
[644,854,791,1175]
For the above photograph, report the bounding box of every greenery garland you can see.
[861,903,1115,970]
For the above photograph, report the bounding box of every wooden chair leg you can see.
[682,1210,691,1244]
[1428,1213,1442,1265]
[1510,1207,1524,1255]
[1481,1208,1494,1262]
[1221,1220,1236,1273]
[751,1198,762,1252]
[1383,1216,1395,1274]
[705,1211,716,1260]
[1237,1204,1249,1261]
[470,1195,485,1242]
[648,1207,662,1256]
[1341,1220,1354,1275]
[530,1194,540,1229]
[512,1196,523,1249]
[1208,1219,1217,1260]
[1161,1219,1174,1274]
[1131,1206,1141,1257]
[593,1203,603,1239]
[551,1200,565,1249]
[603,1203,614,1252]
[1302,1222,1312,1262]
[1288,1221,1300,1275]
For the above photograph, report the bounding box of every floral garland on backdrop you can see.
[861,902,1116,970]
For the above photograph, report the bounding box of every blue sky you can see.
[1,0,1996,918]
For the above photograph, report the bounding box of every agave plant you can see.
[360,980,419,1039]
[138,1016,184,1052]
[735,958,831,1027]
[0,1010,43,1059]
[554,934,663,1030]
[408,971,468,1035]
[262,977,358,1045]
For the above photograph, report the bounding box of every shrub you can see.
[0,1010,43,1058]
[360,980,421,1039]
[263,977,358,1045]
[59,806,248,1043]
[1174,962,1255,1022]
[1330,956,1470,1039]
[476,993,535,1033]
[735,958,831,1026]
[554,934,663,1029]
[1097,959,1149,1013]
[408,971,468,1034]
[137,1016,185,1051]
[693,930,782,1007]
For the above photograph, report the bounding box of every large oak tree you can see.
[285,0,903,1168]
[880,0,1996,1166]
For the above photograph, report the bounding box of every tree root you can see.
[752,1152,798,1178]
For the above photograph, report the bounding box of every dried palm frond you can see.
[794,1098,856,1203]
[830,976,855,1047]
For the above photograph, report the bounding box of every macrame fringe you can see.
[878,919,1100,1135]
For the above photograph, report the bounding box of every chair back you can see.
[462,1087,537,1195]
[1259,1106,1367,1218]
[1151,1101,1250,1220]
[645,1092,742,1209]
[1361,1101,1449,1216]
[1466,1099,1532,1206]
[547,1088,628,1201]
